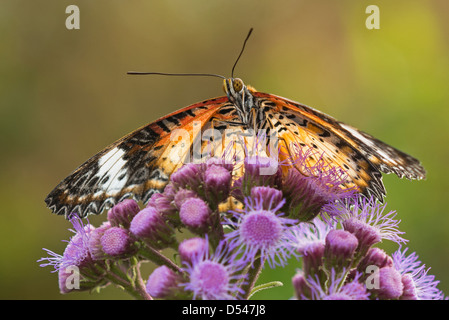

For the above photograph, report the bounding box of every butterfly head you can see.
[223,78,257,126]
[223,78,244,96]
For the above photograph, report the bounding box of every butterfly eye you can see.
[233,78,244,92]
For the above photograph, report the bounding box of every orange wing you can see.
[45,96,245,217]
[253,91,426,200]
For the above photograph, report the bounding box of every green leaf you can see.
[248,281,283,299]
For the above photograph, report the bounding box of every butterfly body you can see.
[45,78,426,218]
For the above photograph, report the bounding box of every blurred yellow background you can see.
[1,0,448,299]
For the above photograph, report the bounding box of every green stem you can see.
[134,262,153,300]
[139,242,183,274]
[248,281,283,299]
[105,261,152,300]
[240,257,264,300]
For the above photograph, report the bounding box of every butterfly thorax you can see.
[223,78,261,129]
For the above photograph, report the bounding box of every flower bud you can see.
[100,227,136,258]
[400,273,418,300]
[130,207,175,249]
[204,164,232,205]
[174,189,198,209]
[292,271,311,299]
[107,199,140,228]
[371,267,404,299]
[324,229,358,271]
[342,217,382,254]
[88,221,112,261]
[301,242,325,277]
[146,265,184,299]
[178,237,209,265]
[170,163,202,190]
[357,247,393,274]
[250,186,283,210]
[179,198,212,234]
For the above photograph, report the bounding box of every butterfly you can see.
[45,31,426,218]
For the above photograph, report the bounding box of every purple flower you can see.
[204,164,232,205]
[279,146,357,221]
[130,207,175,249]
[179,198,213,233]
[393,248,445,300]
[39,215,95,272]
[286,218,332,277]
[100,227,136,257]
[286,217,333,255]
[174,188,198,209]
[292,271,311,299]
[107,199,140,228]
[146,265,184,299]
[250,186,284,210]
[324,229,358,271]
[178,237,209,265]
[88,221,112,261]
[38,215,107,293]
[147,192,178,225]
[335,276,370,300]
[306,268,369,300]
[356,247,393,277]
[224,197,297,268]
[371,266,404,299]
[170,163,202,190]
[329,196,406,254]
[181,241,246,300]
[232,156,283,202]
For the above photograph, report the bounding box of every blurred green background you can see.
[1,0,448,299]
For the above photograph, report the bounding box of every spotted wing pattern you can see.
[46,84,426,218]
[254,92,426,199]
[45,96,245,217]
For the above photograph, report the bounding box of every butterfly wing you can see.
[254,92,426,199]
[45,96,245,218]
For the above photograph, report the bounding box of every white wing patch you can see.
[96,147,129,193]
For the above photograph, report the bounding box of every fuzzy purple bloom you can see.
[224,197,297,268]
[181,241,246,300]
[280,146,357,221]
[357,247,393,275]
[147,192,178,224]
[170,163,202,188]
[286,217,333,255]
[329,196,406,254]
[38,215,107,293]
[39,215,95,272]
[307,268,369,300]
[393,248,445,300]
[174,188,198,209]
[292,271,311,299]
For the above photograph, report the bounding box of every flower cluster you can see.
[289,201,444,300]
[39,149,446,300]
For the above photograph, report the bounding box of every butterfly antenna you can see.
[231,28,253,78]
[127,71,226,79]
